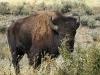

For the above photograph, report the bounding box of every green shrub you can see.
[22,8,31,15]
[38,2,47,10]
[59,37,89,75]
[92,48,100,75]
[87,18,95,28]
[0,24,8,34]
[0,37,8,47]
[81,17,95,28]
[72,2,80,8]
[51,4,61,11]
[89,44,100,75]
[0,38,8,59]
[89,30,100,41]
[61,2,72,13]
[94,14,100,21]
[71,10,79,16]
[0,2,10,15]
[13,5,24,15]
[59,37,75,75]
[13,2,33,15]
[41,73,46,75]
[80,3,87,9]
[80,3,94,15]
[59,37,100,75]
[81,17,89,26]
[84,6,94,15]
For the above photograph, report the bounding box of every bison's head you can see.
[50,16,80,52]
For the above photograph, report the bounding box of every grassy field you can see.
[0,0,100,75]
[0,0,100,7]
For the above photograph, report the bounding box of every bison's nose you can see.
[66,46,74,52]
[66,43,74,52]
[66,40,74,52]
[68,48,74,52]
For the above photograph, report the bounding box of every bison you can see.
[7,11,80,75]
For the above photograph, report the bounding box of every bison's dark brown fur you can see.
[7,11,80,75]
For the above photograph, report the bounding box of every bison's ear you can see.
[50,16,58,31]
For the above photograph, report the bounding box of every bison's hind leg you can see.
[11,47,24,75]
[34,51,42,68]
[10,48,20,75]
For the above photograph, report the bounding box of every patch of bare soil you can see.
[75,20,100,48]
[75,25,93,45]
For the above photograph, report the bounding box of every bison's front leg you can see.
[27,46,42,68]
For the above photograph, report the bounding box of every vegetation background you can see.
[0,0,100,75]
[0,0,100,7]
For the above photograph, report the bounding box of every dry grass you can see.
[0,0,100,7]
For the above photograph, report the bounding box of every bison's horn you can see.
[50,16,58,31]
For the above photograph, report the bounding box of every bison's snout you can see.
[66,40,74,52]
[68,48,74,52]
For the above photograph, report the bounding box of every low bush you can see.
[13,2,33,15]
[0,37,8,59]
[0,24,8,34]
[89,30,100,41]
[84,6,94,15]
[61,2,72,13]
[13,5,24,15]
[0,2,10,15]
[89,44,100,75]
[38,2,47,10]
[71,10,79,16]
[81,16,95,28]
[22,8,32,15]
[51,4,61,11]
[87,18,95,28]
[58,36,100,75]
[72,2,80,8]
[94,14,100,21]
[81,17,89,26]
